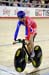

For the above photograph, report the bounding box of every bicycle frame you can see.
[16,39,30,57]
[16,39,34,62]
[21,39,31,59]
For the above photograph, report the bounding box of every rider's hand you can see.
[13,41,16,45]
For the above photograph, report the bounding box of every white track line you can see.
[0,65,25,75]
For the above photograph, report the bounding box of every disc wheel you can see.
[14,48,26,72]
[32,45,42,68]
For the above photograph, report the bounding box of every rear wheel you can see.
[32,45,42,68]
[14,48,26,72]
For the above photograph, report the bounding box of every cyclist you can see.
[13,10,37,59]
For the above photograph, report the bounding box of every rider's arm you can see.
[14,21,24,41]
[14,21,21,41]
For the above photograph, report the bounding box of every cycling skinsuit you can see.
[14,16,37,41]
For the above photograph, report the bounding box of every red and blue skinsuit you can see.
[14,16,37,41]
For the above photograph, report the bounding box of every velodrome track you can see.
[0,18,49,75]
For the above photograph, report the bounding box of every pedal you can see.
[27,56,32,63]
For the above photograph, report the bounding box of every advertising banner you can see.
[0,6,49,17]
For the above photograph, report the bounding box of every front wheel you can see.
[14,48,26,72]
[32,45,42,68]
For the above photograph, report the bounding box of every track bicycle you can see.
[14,39,42,72]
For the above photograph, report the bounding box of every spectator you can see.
[26,0,32,7]
[40,0,45,7]
[13,0,18,6]
[35,0,41,7]
[44,0,49,8]
[13,0,23,7]
[32,0,38,7]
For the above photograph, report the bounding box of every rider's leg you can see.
[27,33,37,57]
[27,34,35,57]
